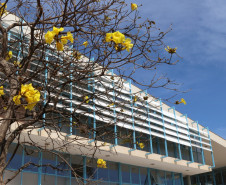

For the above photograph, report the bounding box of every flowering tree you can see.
[0,0,179,184]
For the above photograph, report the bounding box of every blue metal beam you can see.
[145,90,153,154]
[159,99,168,158]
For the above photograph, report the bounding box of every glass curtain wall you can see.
[4,144,184,185]
[190,167,226,185]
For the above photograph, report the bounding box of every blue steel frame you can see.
[156,99,168,158]
[168,107,182,162]
[88,57,96,143]
[145,90,153,156]
[181,114,194,165]
[67,46,74,136]
[203,127,215,169]
[107,69,118,148]
[192,121,205,166]
[128,80,136,152]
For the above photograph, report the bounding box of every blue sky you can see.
[136,0,226,138]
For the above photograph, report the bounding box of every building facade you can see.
[1,14,226,185]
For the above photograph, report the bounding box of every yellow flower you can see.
[82,41,88,48]
[180,98,186,105]
[112,31,125,44]
[56,42,64,51]
[5,51,12,61]
[175,98,186,105]
[45,31,55,44]
[107,102,114,107]
[14,61,22,68]
[66,32,74,43]
[84,96,89,103]
[52,26,64,36]
[131,3,138,11]
[122,38,133,52]
[165,46,177,54]
[61,37,68,45]
[61,32,74,44]
[97,159,107,168]
[13,95,21,105]
[138,142,145,149]
[105,31,133,52]
[0,3,7,16]
[133,95,138,103]
[13,84,40,110]
[105,33,113,42]
[0,86,4,96]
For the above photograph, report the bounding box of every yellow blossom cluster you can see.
[45,27,74,51]
[84,96,89,103]
[165,46,177,54]
[105,31,133,52]
[0,3,7,16]
[0,86,4,96]
[97,159,107,168]
[133,95,138,103]
[137,142,145,149]
[175,98,186,105]
[5,51,12,61]
[82,41,88,47]
[131,3,138,11]
[13,84,41,110]
[14,61,22,68]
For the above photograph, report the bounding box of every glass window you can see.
[150,169,164,185]
[199,174,206,185]
[206,173,214,185]
[159,138,166,156]
[86,158,98,180]
[215,171,223,185]
[223,170,226,185]
[6,144,23,170]
[118,127,133,148]
[24,147,40,172]
[121,164,130,184]
[181,145,190,161]
[42,174,55,185]
[165,172,173,185]
[190,176,197,185]
[108,162,118,182]
[57,176,70,185]
[98,167,109,182]
[42,151,56,175]
[57,154,70,177]
[22,172,38,185]
[136,132,150,152]
[167,141,178,158]
[131,166,140,184]
[174,173,182,185]
[140,167,149,185]
[3,170,21,185]
[71,155,83,178]
[71,177,83,185]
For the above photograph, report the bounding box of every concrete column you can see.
[186,175,192,185]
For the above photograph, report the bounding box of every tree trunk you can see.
[0,166,6,185]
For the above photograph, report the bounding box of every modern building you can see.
[1,14,226,185]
